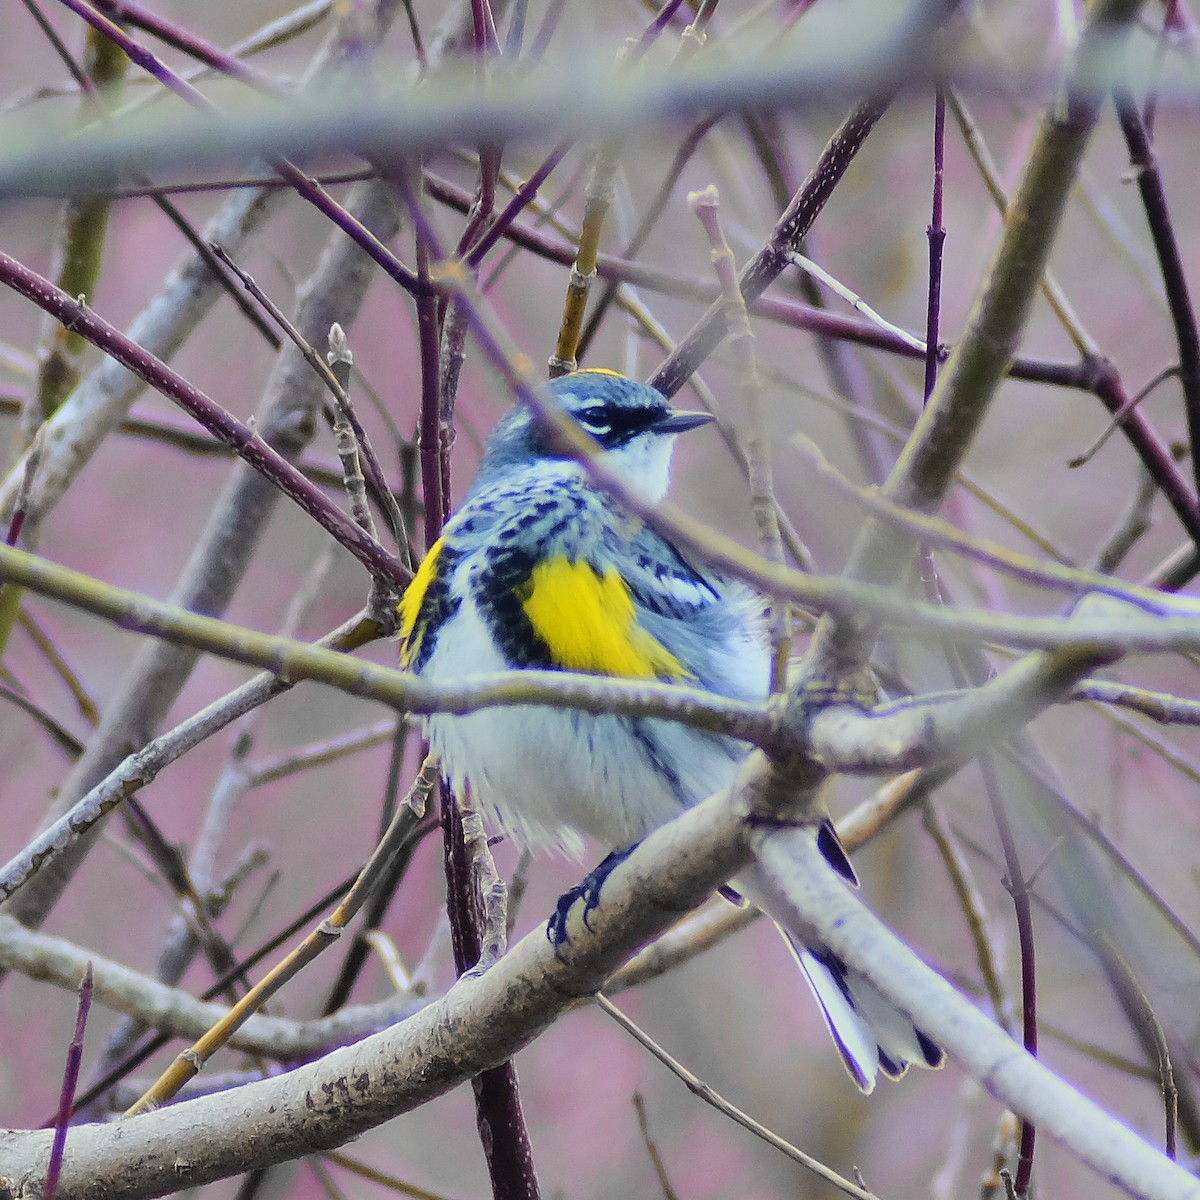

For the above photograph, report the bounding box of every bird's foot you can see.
[546,846,635,955]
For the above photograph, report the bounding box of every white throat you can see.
[601,433,676,504]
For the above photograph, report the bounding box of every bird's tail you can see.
[784,931,943,1092]
[738,820,944,1093]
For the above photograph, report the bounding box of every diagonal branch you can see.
[751,823,1194,1200]
[810,0,1146,671]
[0,752,1192,1200]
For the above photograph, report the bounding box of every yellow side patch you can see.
[576,367,622,378]
[398,537,443,665]
[517,556,688,680]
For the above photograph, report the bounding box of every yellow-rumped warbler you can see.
[399,368,941,1091]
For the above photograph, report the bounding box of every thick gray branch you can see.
[0,779,755,1199]
[0,916,424,1059]
[803,641,1114,773]
[750,828,1195,1200]
[0,178,401,937]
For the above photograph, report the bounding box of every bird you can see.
[398,368,942,1091]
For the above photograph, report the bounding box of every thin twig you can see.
[688,185,788,688]
[45,962,93,1200]
[595,994,878,1200]
[1096,933,1178,1160]
[633,1093,681,1200]
[124,763,437,1112]
[1114,87,1200,500]
[0,249,409,587]
[981,754,1038,1196]
[1092,465,1159,574]
[923,802,1010,1030]
[327,324,377,541]
[925,87,946,402]
[53,0,427,297]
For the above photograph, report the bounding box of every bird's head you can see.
[472,369,712,504]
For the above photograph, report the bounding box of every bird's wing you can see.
[616,522,770,701]
[398,535,463,672]
[431,474,686,681]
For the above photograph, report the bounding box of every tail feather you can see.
[816,818,858,886]
[740,821,943,1092]
[788,938,878,1091]
[786,934,944,1092]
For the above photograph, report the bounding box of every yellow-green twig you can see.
[125,757,439,1114]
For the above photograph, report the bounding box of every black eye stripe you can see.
[572,402,666,446]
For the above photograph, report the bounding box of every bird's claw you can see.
[545,846,635,956]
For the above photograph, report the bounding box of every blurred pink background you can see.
[2,2,1199,1198]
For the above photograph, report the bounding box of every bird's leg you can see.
[546,845,635,954]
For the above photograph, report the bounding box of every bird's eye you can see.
[574,405,611,434]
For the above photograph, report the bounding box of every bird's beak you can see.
[654,409,713,435]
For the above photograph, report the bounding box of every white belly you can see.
[419,590,749,856]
